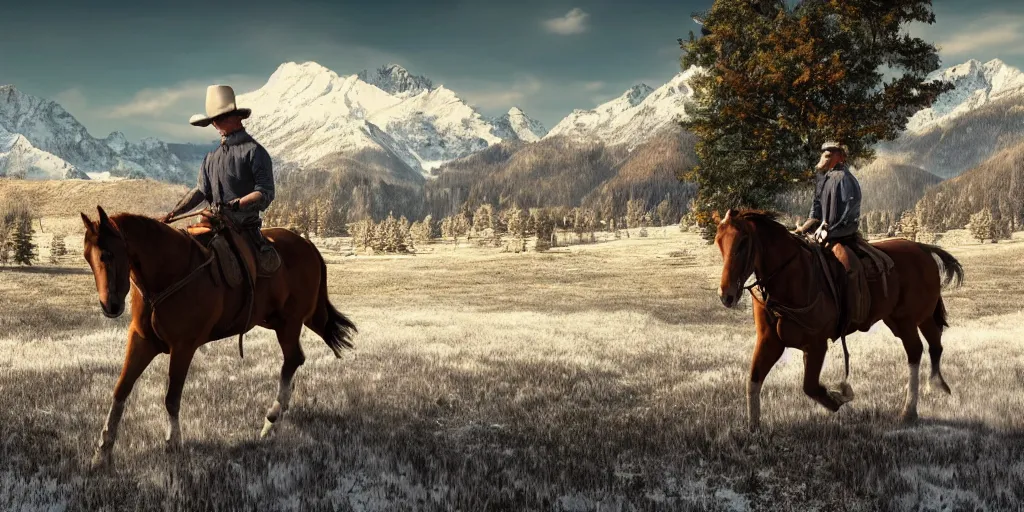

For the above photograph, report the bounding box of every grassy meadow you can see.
[2,205,1024,510]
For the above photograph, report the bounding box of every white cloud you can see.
[543,8,589,35]
[582,81,605,92]
[105,74,262,120]
[937,20,1024,56]
[460,76,544,109]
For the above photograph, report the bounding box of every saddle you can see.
[815,234,895,331]
[186,221,258,290]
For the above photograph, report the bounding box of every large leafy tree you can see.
[680,0,953,240]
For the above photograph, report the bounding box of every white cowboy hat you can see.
[189,85,251,127]
[821,141,848,154]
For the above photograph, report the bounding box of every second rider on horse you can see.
[160,85,280,273]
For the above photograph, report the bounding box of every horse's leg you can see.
[802,345,844,412]
[919,319,952,395]
[885,318,924,422]
[261,321,305,438]
[747,328,785,432]
[164,345,198,452]
[91,328,159,470]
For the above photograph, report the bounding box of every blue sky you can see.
[2,0,1022,143]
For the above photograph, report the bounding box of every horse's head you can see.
[714,208,756,308]
[81,206,131,318]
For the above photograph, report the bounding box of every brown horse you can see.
[79,205,356,469]
[714,209,963,431]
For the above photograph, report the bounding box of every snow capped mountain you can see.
[0,85,197,183]
[906,58,1024,134]
[236,61,540,178]
[491,107,547,142]
[357,63,434,96]
[0,125,85,179]
[545,68,698,149]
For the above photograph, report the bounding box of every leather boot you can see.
[846,268,866,325]
[247,226,281,274]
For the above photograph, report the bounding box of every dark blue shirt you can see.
[809,163,861,240]
[196,129,274,226]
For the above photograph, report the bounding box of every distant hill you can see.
[424,126,697,221]
[855,159,943,215]
[0,178,188,218]
[913,139,1024,232]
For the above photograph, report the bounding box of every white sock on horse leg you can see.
[903,363,920,417]
[747,380,762,430]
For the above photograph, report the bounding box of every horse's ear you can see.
[96,206,119,236]
[726,208,739,220]
[81,212,95,235]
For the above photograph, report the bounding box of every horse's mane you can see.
[733,209,807,245]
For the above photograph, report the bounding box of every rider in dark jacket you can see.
[795,141,865,330]
[160,85,279,272]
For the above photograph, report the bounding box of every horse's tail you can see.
[917,243,962,333]
[917,243,965,289]
[311,247,357,357]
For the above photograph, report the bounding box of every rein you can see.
[738,229,851,381]
[130,254,216,309]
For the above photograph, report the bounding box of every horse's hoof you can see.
[929,374,952,395]
[900,409,919,424]
[90,451,112,472]
[260,418,275,439]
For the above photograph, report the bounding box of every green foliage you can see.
[679,0,953,240]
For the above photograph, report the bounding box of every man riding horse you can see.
[794,140,865,332]
[160,84,280,273]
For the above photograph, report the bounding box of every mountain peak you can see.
[491,107,547,142]
[623,84,654,106]
[358,63,434,96]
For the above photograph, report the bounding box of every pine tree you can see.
[13,217,36,265]
[656,199,672,227]
[533,209,555,252]
[0,223,12,265]
[897,210,919,242]
[679,0,953,241]
[49,233,67,265]
[968,209,992,244]
[626,199,645,235]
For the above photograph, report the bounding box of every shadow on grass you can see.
[0,264,91,275]
[3,352,1024,512]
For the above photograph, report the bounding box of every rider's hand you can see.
[815,228,829,243]
[226,199,241,211]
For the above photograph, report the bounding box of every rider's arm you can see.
[797,176,824,233]
[831,173,861,231]
[250,145,274,211]
[168,155,212,218]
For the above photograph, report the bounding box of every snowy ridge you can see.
[906,59,1024,133]
[0,125,83,179]
[0,85,196,182]
[236,61,540,178]
[544,67,698,149]
[491,107,547,142]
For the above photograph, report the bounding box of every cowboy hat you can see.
[821,141,847,154]
[189,85,251,127]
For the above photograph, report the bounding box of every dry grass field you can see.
[2,215,1024,511]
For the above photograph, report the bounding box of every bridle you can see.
[729,226,851,381]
